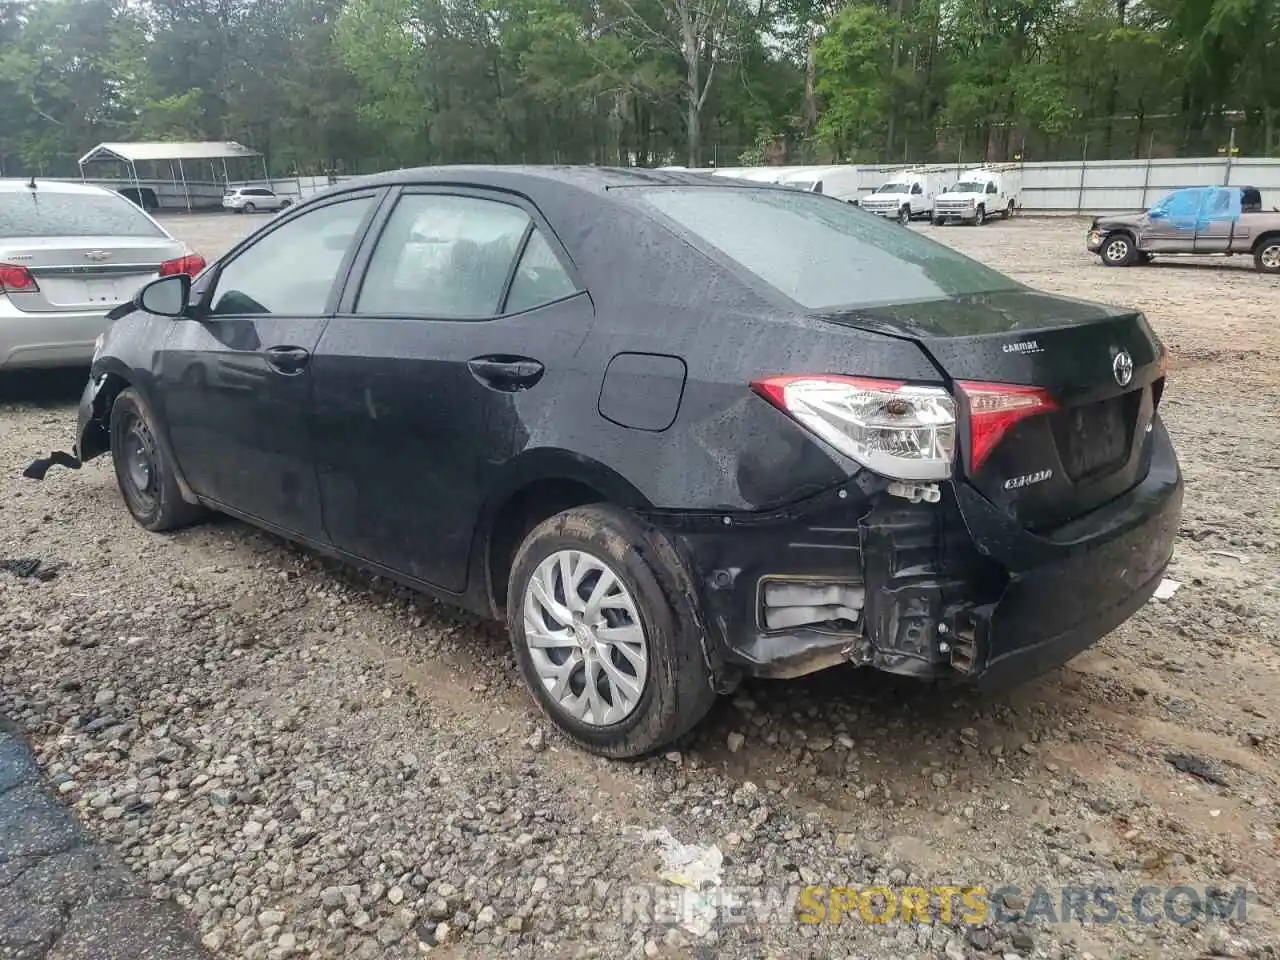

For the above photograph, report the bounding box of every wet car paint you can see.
[71,165,1183,692]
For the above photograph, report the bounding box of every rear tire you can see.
[109,389,206,532]
[507,504,717,758]
[1255,237,1280,274]
[1101,232,1138,267]
[1003,200,1014,219]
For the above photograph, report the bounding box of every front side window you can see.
[1152,189,1205,219]
[986,182,998,194]
[356,194,531,318]
[631,186,1020,310]
[911,183,923,195]
[209,196,373,316]
[0,190,165,238]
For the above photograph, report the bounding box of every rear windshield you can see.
[633,186,1019,310]
[0,191,165,238]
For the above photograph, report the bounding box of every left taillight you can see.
[957,381,1057,472]
[158,253,206,278]
[752,374,957,481]
[0,263,38,294]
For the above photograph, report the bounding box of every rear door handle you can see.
[264,345,311,375]
[467,356,544,391]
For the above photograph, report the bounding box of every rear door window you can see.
[355,194,532,319]
[0,191,165,238]
[631,186,1019,310]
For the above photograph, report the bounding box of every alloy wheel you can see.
[1105,238,1130,263]
[521,549,649,726]
[1261,244,1280,271]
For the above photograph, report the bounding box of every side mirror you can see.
[137,274,191,318]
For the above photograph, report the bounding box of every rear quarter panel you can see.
[527,193,945,513]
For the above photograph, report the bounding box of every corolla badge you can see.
[1113,350,1134,386]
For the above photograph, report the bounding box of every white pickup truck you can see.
[932,168,1021,225]
[858,173,937,224]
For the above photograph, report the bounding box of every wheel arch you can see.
[80,363,200,505]
[1252,230,1280,255]
[474,451,654,619]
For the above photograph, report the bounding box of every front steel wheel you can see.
[109,388,206,532]
[507,504,717,757]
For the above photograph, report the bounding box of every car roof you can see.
[343,165,743,195]
[0,179,125,197]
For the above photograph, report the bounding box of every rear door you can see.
[309,186,590,592]
[1194,188,1239,253]
[157,190,382,540]
[0,188,184,311]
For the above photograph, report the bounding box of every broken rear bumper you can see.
[658,417,1182,688]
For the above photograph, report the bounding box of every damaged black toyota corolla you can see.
[66,166,1182,757]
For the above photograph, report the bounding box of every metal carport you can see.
[77,141,266,212]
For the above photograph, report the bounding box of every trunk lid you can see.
[816,290,1166,530]
[0,236,184,313]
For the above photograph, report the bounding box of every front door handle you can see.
[265,345,311,375]
[467,355,544,391]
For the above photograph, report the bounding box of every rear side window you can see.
[0,191,164,238]
[505,231,577,314]
[356,194,531,319]
[633,186,1019,310]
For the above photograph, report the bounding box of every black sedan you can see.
[71,166,1182,757]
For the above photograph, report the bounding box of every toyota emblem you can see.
[1113,350,1134,387]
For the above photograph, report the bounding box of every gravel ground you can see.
[1,213,1278,960]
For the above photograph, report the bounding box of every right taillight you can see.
[159,253,207,278]
[0,263,38,294]
[957,381,1057,472]
[752,374,957,480]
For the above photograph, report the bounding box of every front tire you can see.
[109,388,206,532]
[973,205,986,226]
[898,205,911,225]
[1101,233,1138,267]
[243,202,257,214]
[507,505,717,758]
[931,216,944,226]
[1255,238,1280,274]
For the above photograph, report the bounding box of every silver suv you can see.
[221,186,292,214]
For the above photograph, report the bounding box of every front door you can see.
[1143,188,1206,252]
[1194,188,1240,253]
[309,187,589,593]
[158,192,381,540]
